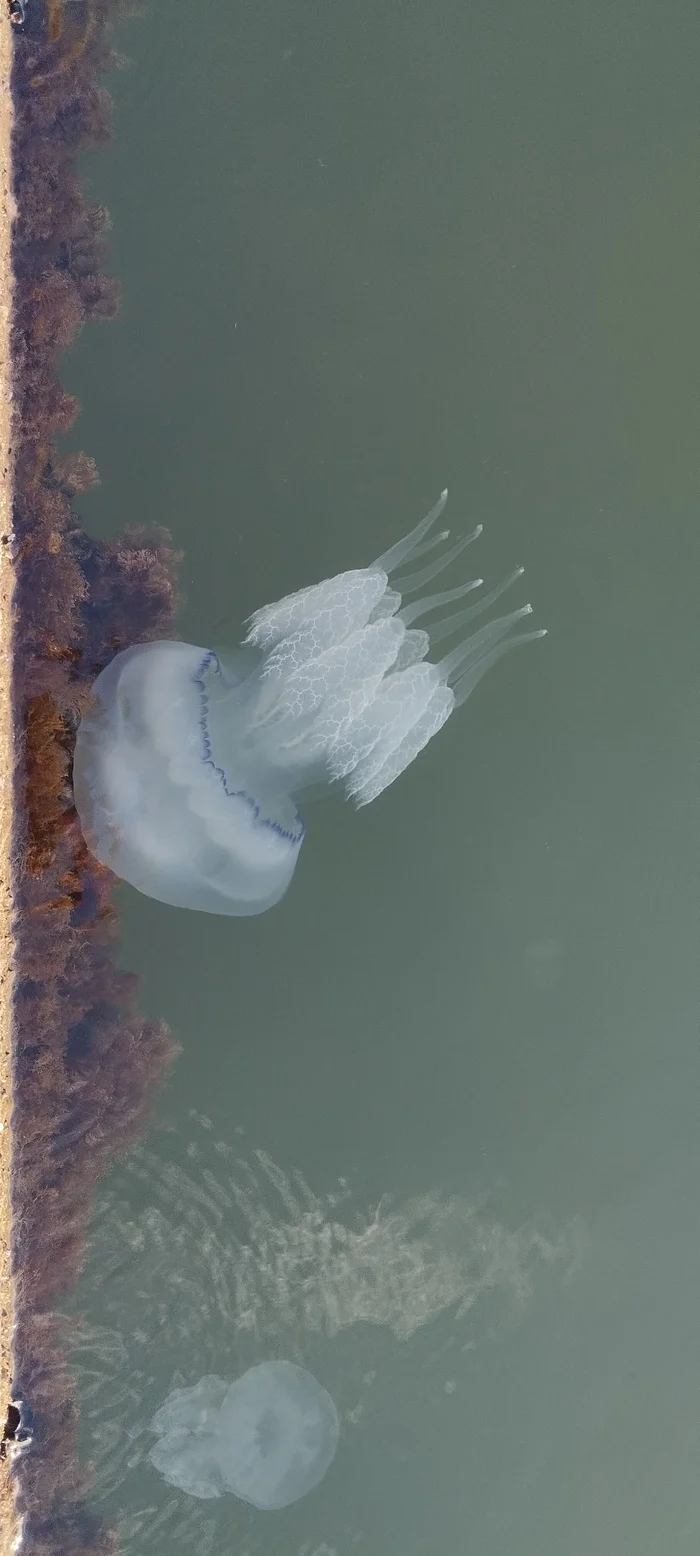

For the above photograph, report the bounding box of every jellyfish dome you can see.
[73,491,545,914]
[148,1362,339,1510]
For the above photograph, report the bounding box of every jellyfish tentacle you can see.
[426,566,525,646]
[405,527,450,561]
[452,628,547,708]
[393,525,483,594]
[437,604,534,684]
[374,488,448,573]
[398,574,483,628]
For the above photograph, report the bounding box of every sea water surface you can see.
[63,1,700,1552]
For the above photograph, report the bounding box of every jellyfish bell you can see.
[148,1361,339,1510]
[72,492,546,914]
[217,1360,339,1510]
[72,639,302,917]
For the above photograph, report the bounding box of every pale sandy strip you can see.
[0,10,16,1552]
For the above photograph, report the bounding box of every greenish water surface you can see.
[64,2,700,1552]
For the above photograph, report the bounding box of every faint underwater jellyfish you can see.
[73,491,545,913]
[148,1362,339,1509]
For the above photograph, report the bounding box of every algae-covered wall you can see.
[0,7,16,1551]
[0,3,181,1550]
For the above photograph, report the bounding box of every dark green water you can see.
[64,1,700,1552]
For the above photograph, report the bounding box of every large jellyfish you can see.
[73,492,545,914]
[148,1361,339,1509]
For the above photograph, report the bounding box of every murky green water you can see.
[64,1,700,1551]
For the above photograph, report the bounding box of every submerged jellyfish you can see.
[73,492,545,914]
[148,1361,339,1509]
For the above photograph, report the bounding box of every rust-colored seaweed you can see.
[10,3,182,1551]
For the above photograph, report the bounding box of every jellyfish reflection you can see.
[73,492,545,914]
[148,1362,339,1509]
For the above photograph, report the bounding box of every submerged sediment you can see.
[1,2,181,1551]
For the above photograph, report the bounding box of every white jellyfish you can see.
[73,491,546,914]
[148,1361,339,1510]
